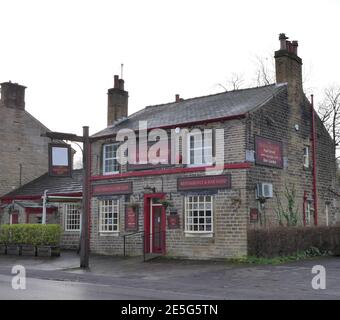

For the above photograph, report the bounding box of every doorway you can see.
[144,193,166,254]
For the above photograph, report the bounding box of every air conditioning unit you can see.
[255,183,273,199]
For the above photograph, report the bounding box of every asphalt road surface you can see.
[0,255,339,300]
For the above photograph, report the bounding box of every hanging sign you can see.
[167,215,180,229]
[48,143,72,177]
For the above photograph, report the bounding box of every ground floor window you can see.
[305,202,311,226]
[64,203,81,231]
[325,203,329,226]
[99,199,119,232]
[185,195,213,233]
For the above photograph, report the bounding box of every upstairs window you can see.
[103,143,119,175]
[303,146,309,168]
[187,131,213,166]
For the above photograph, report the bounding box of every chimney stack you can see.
[107,75,128,126]
[275,33,303,104]
[0,81,26,110]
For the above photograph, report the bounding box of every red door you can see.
[144,194,166,254]
[152,206,164,253]
[11,213,19,224]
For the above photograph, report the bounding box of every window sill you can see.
[99,232,120,237]
[187,164,213,168]
[64,230,81,233]
[103,171,120,176]
[184,232,214,238]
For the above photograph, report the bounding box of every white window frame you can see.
[184,195,213,236]
[187,131,213,167]
[303,146,309,168]
[325,203,329,226]
[103,143,120,175]
[64,203,81,232]
[99,199,119,233]
[306,202,311,225]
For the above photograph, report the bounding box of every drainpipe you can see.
[42,189,49,224]
[311,95,318,226]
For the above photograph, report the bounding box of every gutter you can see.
[311,95,318,226]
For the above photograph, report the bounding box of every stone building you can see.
[0,170,82,249]
[88,34,337,259]
[1,34,337,260]
[0,82,51,196]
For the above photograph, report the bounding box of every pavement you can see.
[0,251,340,299]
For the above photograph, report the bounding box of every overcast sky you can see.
[1,0,339,140]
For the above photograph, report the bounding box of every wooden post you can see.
[80,126,90,268]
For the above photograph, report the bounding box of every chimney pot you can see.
[114,75,119,88]
[118,79,124,91]
[175,94,180,102]
[291,40,298,55]
[279,33,289,50]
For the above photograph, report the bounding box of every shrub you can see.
[0,224,61,246]
[248,226,340,258]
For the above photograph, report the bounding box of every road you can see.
[0,255,339,300]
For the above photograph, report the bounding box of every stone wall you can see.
[0,106,50,196]
[246,86,337,227]
[89,118,248,259]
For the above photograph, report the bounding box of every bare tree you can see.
[318,86,340,154]
[217,72,245,92]
[253,55,275,86]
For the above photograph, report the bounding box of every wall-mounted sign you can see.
[48,143,72,177]
[167,215,180,229]
[249,208,259,222]
[125,207,138,231]
[177,175,231,191]
[92,182,132,196]
[255,136,283,168]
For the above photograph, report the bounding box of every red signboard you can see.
[92,182,132,196]
[255,136,283,168]
[249,208,259,222]
[125,207,138,231]
[177,175,231,191]
[167,215,180,229]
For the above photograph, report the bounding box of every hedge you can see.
[248,226,340,258]
[0,224,61,246]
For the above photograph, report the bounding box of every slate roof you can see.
[2,170,83,198]
[92,83,287,138]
